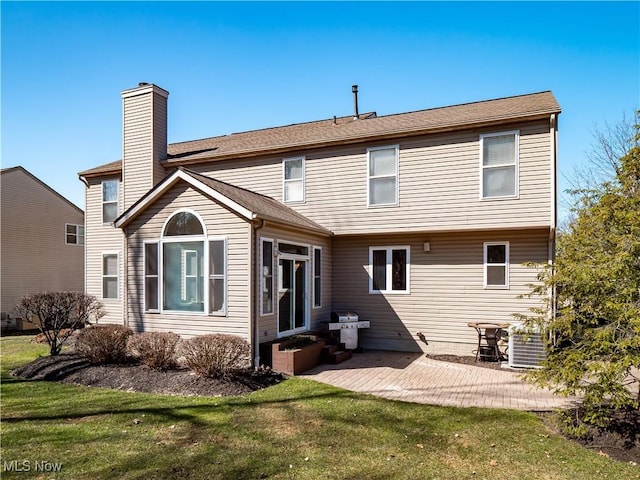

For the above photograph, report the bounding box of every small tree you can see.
[15,292,105,356]
[519,117,640,420]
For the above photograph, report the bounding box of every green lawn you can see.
[1,336,637,480]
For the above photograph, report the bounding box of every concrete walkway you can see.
[300,350,578,411]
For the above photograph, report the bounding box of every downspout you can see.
[250,218,265,368]
[549,113,558,322]
[122,226,129,329]
[79,175,89,299]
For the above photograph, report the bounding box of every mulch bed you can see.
[11,353,284,397]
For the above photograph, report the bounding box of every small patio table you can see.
[467,322,510,362]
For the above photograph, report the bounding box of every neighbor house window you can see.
[480,131,518,198]
[283,156,305,202]
[102,180,119,223]
[158,210,227,315]
[261,239,274,315]
[102,253,118,299]
[313,247,322,308]
[144,243,159,311]
[369,246,410,294]
[368,146,399,206]
[484,242,509,288]
[66,224,85,245]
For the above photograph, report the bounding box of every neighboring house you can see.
[78,83,560,363]
[1,166,85,331]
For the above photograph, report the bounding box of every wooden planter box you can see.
[271,336,326,375]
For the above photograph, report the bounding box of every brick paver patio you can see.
[301,350,578,411]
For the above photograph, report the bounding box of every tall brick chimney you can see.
[121,83,169,210]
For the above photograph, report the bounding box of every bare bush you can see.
[128,332,180,370]
[15,292,105,355]
[75,325,133,364]
[179,334,251,377]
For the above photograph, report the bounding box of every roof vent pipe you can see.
[352,84,359,120]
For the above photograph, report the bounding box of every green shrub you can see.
[128,332,180,370]
[179,334,251,377]
[75,325,133,364]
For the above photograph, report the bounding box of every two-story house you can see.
[79,83,560,364]
[1,166,85,332]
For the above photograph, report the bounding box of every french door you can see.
[278,257,308,336]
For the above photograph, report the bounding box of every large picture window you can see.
[148,210,227,315]
[484,242,509,288]
[480,131,518,198]
[368,146,398,206]
[283,156,305,202]
[369,246,410,294]
[102,180,119,223]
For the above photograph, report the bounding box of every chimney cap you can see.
[138,82,150,87]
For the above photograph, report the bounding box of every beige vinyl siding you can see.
[122,90,168,210]
[332,229,550,354]
[256,224,332,343]
[0,168,85,319]
[191,119,553,235]
[85,176,124,324]
[124,183,251,339]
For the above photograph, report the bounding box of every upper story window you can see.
[283,156,305,202]
[66,224,85,245]
[368,146,398,207]
[480,131,519,199]
[102,180,119,223]
[369,246,410,294]
[484,242,509,288]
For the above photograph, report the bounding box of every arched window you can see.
[144,210,226,315]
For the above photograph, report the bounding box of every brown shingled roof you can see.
[115,167,331,236]
[79,90,560,176]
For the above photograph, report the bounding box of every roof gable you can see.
[115,167,331,236]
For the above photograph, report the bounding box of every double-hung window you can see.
[480,131,519,199]
[260,239,274,315]
[484,242,509,288]
[208,240,226,315]
[102,253,118,299]
[283,156,305,202]
[368,146,398,206]
[144,243,159,311]
[102,180,119,223]
[369,246,410,294]
[66,224,84,245]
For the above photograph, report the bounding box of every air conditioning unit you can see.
[508,324,546,368]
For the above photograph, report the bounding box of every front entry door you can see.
[278,258,307,335]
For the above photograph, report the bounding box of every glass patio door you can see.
[278,257,307,335]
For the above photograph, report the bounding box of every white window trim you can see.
[368,245,410,294]
[65,223,84,245]
[483,241,510,289]
[157,208,229,317]
[282,156,305,203]
[260,238,274,316]
[276,238,311,338]
[102,179,119,224]
[208,237,228,316]
[367,145,399,207]
[144,241,159,313]
[313,246,322,309]
[479,130,520,200]
[102,252,119,300]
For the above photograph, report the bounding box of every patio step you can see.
[323,345,352,364]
